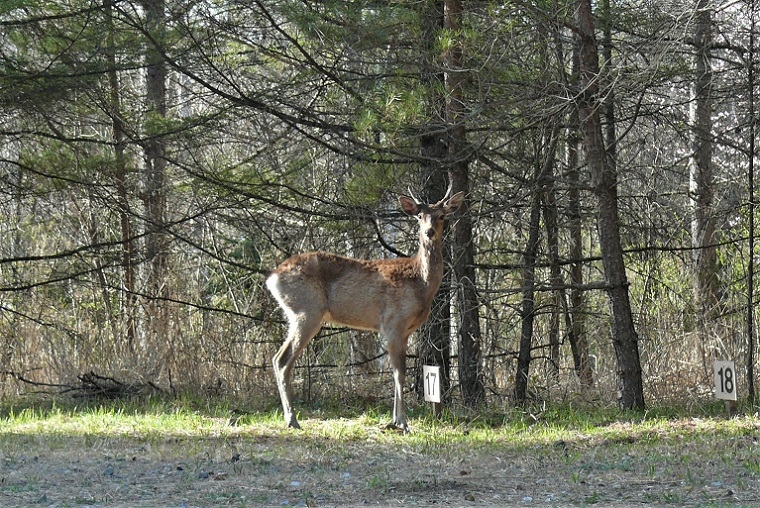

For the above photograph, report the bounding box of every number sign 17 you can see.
[423,365,441,403]
[714,360,737,401]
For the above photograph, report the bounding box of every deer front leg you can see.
[387,333,410,433]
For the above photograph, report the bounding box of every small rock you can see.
[464,493,476,501]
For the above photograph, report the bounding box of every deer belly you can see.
[324,294,382,331]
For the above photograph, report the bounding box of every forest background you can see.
[1,0,758,415]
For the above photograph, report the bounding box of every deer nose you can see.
[425,228,436,239]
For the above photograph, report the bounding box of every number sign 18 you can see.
[423,365,441,403]
[713,360,737,401]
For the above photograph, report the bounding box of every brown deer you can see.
[266,184,464,432]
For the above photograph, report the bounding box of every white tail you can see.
[267,185,464,432]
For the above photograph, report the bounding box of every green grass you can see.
[0,394,754,449]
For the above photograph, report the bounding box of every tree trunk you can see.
[575,0,644,409]
[747,0,758,404]
[414,0,452,403]
[444,0,485,406]
[602,0,616,162]
[515,167,542,404]
[515,128,561,402]
[567,123,594,390]
[143,0,167,290]
[142,0,169,354]
[416,278,452,402]
[690,0,720,325]
[541,132,562,380]
[105,0,136,350]
[567,23,594,391]
[416,160,452,402]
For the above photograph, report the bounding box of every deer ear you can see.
[444,191,464,213]
[399,196,419,216]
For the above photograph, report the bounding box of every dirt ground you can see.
[2,416,760,507]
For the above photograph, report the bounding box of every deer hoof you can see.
[384,421,411,434]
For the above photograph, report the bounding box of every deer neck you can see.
[416,238,444,293]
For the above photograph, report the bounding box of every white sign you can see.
[714,360,737,401]
[423,365,441,403]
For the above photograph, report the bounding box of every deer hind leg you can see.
[386,332,411,433]
[272,312,323,429]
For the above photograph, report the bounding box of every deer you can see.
[266,184,464,432]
